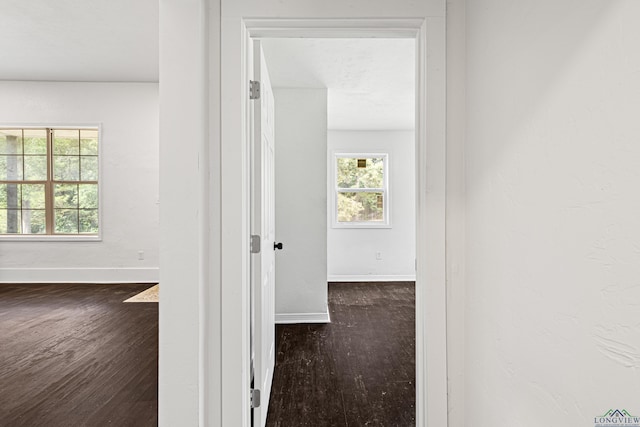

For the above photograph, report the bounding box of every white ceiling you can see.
[0,0,158,82]
[0,2,414,130]
[261,38,415,131]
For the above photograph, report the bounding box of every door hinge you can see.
[250,388,261,409]
[249,80,261,100]
[250,235,261,254]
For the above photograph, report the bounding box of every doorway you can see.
[220,18,447,427]
[258,36,417,425]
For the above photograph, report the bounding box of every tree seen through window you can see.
[0,128,99,235]
[336,156,387,224]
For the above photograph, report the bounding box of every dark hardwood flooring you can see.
[0,283,158,427]
[266,281,415,427]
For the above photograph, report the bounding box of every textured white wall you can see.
[274,88,328,321]
[0,81,159,283]
[466,1,640,424]
[328,130,415,281]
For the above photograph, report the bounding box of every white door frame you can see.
[220,18,447,427]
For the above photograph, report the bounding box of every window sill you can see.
[0,234,102,242]
[332,222,392,229]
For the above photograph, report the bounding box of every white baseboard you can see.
[275,310,331,324]
[0,267,160,284]
[327,274,416,282]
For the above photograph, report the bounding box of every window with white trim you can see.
[333,153,389,228]
[0,127,99,236]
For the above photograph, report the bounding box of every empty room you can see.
[0,1,160,425]
[253,37,417,425]
[4,0,640,426]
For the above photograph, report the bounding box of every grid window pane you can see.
[53,130,80,155]
[23,130,47,154]
[24,155,47,181]
[79,184,98,209]
[80,130,98,155]
[1,183,21,209]
[0,209,7,233]
[79,209,98,233]
[22,209,46,234]
[1,184,12,208]
[80,156,98,181]
[54,156,80,181]
[337,157,384,189]
[0,209,22,233]
[0,155,24,181]
[22,184,46,209]
[337,192,384,222]
[0,130,23,155]
[54,184,78,209]
[54,209,79,234]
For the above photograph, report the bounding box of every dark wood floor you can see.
[0,283,158,427]
[266,282,415,427]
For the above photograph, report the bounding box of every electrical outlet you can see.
[376,251,382,260]
[138,251,144,261]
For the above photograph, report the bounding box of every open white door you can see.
[250,39,276,427]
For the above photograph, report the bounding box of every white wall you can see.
[445,0,467,425]
[328,130,415,281]
[466,1,640,425]
[159,0,218,425]
[274,88,329,323]
[0,81,159,283]
[162,0,447,425]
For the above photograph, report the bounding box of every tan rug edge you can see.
[124,284,159,303]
